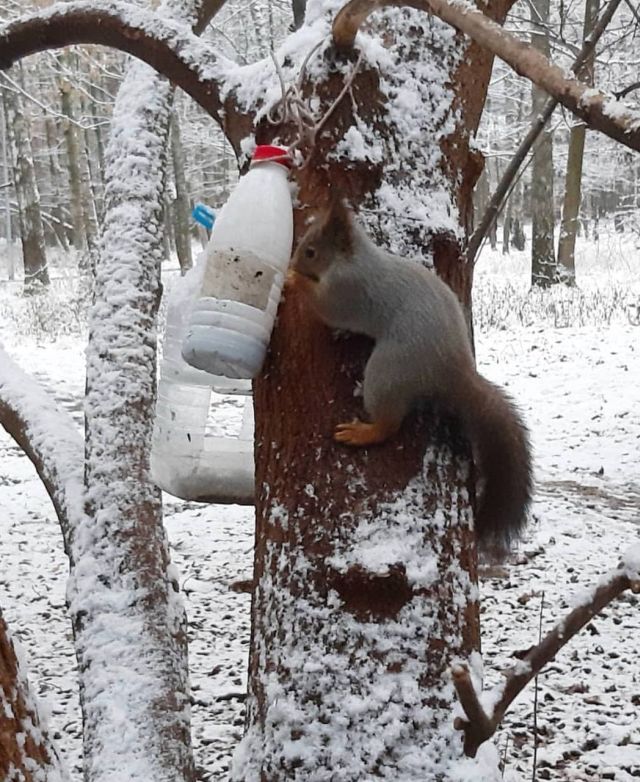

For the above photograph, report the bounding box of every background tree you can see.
[529,0,557,287]
[556,0,600,283]
[1,67,49,292]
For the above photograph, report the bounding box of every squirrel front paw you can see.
[334,419,397,446]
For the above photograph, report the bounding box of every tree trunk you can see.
[233,4,513,777]
[59,73,86,254]
[58,54,97,269]
[0,609,68,782]
[44,114,71,252]
[170,108,193,273]
[75,1,229,777]
[79,82,105,229]
[502,195,511,253]
[0,93,16,280]
[530,0,557,287]
[79,60,194,782]
[557,0,600,284]
[1,69,49,293]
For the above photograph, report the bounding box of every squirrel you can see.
[289,197,533,548]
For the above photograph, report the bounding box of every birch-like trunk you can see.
[0,95,15,280]
[58,53,97,268]
[44,114,71,251]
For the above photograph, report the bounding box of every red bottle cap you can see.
[251,145,292,168]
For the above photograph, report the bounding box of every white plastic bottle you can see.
[181,145,294,379]
[150,260,254,503]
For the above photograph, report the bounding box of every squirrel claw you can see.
[334,420,393,446]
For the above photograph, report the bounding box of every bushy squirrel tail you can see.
[450,372,533,549]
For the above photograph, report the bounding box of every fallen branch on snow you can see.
[452,549,640,757]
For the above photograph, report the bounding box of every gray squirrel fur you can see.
[291,197,532,548]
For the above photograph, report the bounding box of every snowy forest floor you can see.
[1,225,639,781]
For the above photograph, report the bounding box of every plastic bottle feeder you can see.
[181,145,294,379]
[151,144,293,503]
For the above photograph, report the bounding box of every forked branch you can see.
[332,0,640,153]
[453,554,640,757]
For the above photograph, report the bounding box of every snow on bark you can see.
[234,415,493,780]
[230,0,505,775]
[0,610,70,782]
[73,2,207,778]
[0,344,83,540]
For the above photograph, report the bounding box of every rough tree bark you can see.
[229,0,515,777]
[0,609,68,782]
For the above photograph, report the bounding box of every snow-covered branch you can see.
[453,551,640,757]
[332,0,640,153]
[0,1,252,143]
[0,345,83,551]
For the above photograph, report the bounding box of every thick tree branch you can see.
[468,0,624,263]
[0,1,252,144]
[0,345,83,556]
[453,554,640,757]
[332,0,640,153]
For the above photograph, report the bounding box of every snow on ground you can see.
[0,227,639,780]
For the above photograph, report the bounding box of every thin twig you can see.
[614,80,640,99]
[531,592,545,782]
[267,41,364,167]
[313,49,364,139]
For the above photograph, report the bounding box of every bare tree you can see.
[557,0,600,283]
[529,0,557,287]
[1,67,49,292]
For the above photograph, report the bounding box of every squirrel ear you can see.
[323,192,353,252]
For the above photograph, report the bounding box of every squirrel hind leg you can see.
[334,342,414,446]
[334,418,400,446]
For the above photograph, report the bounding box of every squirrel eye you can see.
[305,247,316,259]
